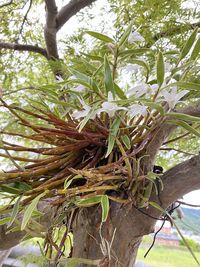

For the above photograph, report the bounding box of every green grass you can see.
[137,246,200,267]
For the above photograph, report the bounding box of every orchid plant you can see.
[0,23,200,253]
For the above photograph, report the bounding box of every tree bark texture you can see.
[72,202,156,267]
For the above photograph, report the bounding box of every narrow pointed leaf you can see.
[78,103,99,132]
[164,81,200,91]
[21,191,47,230]
[101,195,109,222]
[8,195,22,227]
[156,51,164,87]
[168,213,200,266]
[104,55,114,95]
[69,68,99,93]
[85,31,114,43]
[180,28,198,60]
[0,217,11,225]
[114,83,127,99]
[168,120,200,137]
[190,36,200,60]
[119,48,152,56]
[166,112,200,122]
[118,21,133,47]
[0,185,21,195]
[121,134,131,149]
[76,195,102,207]
[105,117,121,158]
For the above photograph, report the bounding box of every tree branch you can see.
[44,0,59,60]
[44,0,97,60]
[56,0,97,31]
[159,155,200,208]
[146,21,200,47]
[0,42,48,58]
[152,21,200,43]
[141,104,200,172]
[17,0,33,42]
[0,0,13,9]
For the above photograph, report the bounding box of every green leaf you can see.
[141,100,164,116]
[76,195,102,207]
[139,182,153,208]
[64,175,83,189]
[168,120,200,137]
[104,55,114,95]
[163,50,179,55]
[114,83,127,99]
[156,51,165,87]
[21,191,47,230]
[121,134,131,149]
[81,53,104,62]
[166,112,200,122]
[69,68,99,93]
[78,103,99,132]
[0,217,11,225]
[0,185,21,195]
[168,213,200,266]
[118,21,133,47]
[101,195,109,222]
[149,201,164,212]
[65,78,93,91]
[13,182,32,192]
[119,48,152,57]
[105,117,121,158]
[171,61,194,75]
[190,36,200,60]
[164,81,200,92]
[180,28,198,60]
[8,195,22,227]
[85,31,114,43]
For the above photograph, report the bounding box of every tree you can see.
[0,0,200,266]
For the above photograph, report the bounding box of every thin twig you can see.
[4,86,35,96]
[17,0,33,41]
[160,147,196,156]
[177,200,200,208]
[163,132,191,145]
[0,0,13,8]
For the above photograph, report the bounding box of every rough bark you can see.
[141,104,200,172]
[72,203,152,267]
[72,155,200,267]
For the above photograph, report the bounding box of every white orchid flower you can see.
[126,82,149,98]
[128,104,147,118]
[128,31,145,44]
[72,98,92,120]
[98,92,127,118]
[71,85,85,93]
[161,87,189,109]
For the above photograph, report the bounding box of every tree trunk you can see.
[72,202,156,267]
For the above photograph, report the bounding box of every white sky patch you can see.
[183,190,200,207]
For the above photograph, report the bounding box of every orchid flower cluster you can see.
[71,83,188,121]
[58,29,193,128]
